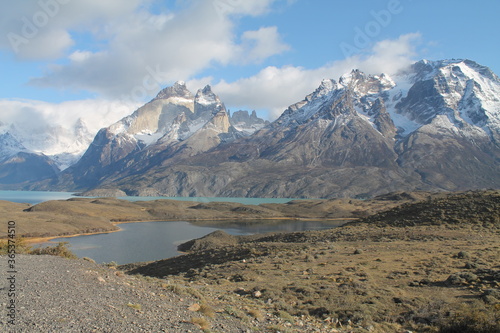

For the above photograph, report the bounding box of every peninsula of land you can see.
[0,191,434,240]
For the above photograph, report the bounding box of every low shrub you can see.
[0,238,77,259]
[29,242,77,259]
[437,301,500,333]
[0,237,32,254]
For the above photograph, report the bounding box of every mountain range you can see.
[0,117,94,184]
[4,59,500,198]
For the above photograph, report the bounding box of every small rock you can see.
[234,287,246,295]
[445,272,478,285]
[252,290,262,298]
[354,249,363,254]
[419,278,430,285]
[464,262,478,269]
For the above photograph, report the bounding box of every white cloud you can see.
[212,0,276,17]
[213,33,422,119]
[0,98,139,136]
[214,65,322,118]
[0,97,140,168]
[2,0,289,101]
[68,50,95,62]
[354,33,421,74]
[239,26,291,63]
[0,0,147,60]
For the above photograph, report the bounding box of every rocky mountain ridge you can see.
[22,59,500,197]
[30,82,267,192]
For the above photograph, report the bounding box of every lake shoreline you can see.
[25,228,124,245]
[2,190,468,244]
[2,194,375,239]
[26,217,355,244]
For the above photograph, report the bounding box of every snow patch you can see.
[196,93,218,106]
[135,132,164,146]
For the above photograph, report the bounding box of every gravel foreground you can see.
[0,254,251,333]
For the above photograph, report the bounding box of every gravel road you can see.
[0,255,251,332]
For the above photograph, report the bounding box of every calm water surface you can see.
[47,220,343,265]
[3,191,334,265]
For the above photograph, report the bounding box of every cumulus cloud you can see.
[0,98,139,136]
[0,97,139,167]
[213,33,422,119]
[239,26,291,63]
[2,0,289,100]
[0,0,147,60]
[212,0,277,17]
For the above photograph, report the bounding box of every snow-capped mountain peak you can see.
[0,132,27,161]
[390,59,500,141]
[339,70,395,96]
[155,81,193,101]
[195,85,223,107]
[272,59,500,145]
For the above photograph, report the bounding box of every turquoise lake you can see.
[2,191,340,265]
[0,190,295,205]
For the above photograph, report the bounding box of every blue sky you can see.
[0,0,499,127]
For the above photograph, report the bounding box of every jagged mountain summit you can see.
[230,110,270,134]
[33,82,268,192]
[30,59,500,197]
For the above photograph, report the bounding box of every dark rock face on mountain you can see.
[32,59,500,198]
[0,152,58,185]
